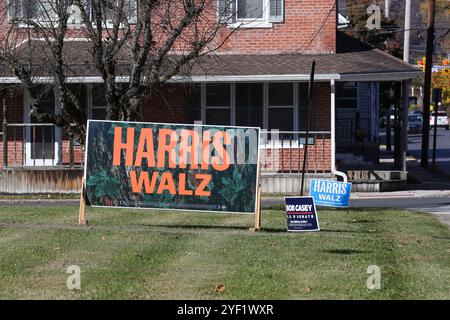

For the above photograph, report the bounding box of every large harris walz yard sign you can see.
[82,120,260,220]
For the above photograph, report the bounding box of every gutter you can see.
[330,79,348,183]
[0,74,342,84]
[339,71,421,82]
[0,71,421,84]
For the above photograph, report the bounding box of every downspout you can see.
[330,79,348,182]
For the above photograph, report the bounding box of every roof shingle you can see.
[0,33,420,82]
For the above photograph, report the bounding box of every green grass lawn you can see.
[0,205,449,299]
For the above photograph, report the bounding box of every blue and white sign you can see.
[309,179,352,208]
[284,196,320,232]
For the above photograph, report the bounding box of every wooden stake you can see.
[78,178,87,226]
[250,163,262,232]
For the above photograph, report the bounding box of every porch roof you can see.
[0,33,420,84]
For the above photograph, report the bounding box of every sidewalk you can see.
[261,158,450,208]
[405,157,450,191]
[261,189,450,207]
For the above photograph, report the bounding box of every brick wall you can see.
[0,0,336,55]
[61,141,85,165]
[141,84,187,123]
[217,0,337,54]
[1,82,332,172]
[140,83,332,173]
[315,82,331,131]
[261,139,332,173]
[140,82,332,130]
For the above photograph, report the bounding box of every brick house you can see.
[0,0,419,193]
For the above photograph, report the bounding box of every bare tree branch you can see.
[0,0,240,140]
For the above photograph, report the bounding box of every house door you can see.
[24,90,61,166]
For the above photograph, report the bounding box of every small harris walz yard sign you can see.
[84,120,260,213]
[284,196,320,232]
[309,179,352,208]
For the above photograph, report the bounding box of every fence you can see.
[1,125,331,175]
[259,130,331,174]
[336,117,375,148]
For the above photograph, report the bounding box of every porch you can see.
[0,121,410,194]
[0,121,333,194]
[0,122,84,194]
[0,33,420,194]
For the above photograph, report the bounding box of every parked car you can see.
[429,111,449,130]
[408,115,423,134]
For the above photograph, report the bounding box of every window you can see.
[91,84,107,120]
[237,0,263,19]
[28,86,56,160]
[218,0,284,26]
[69,84,88,115]
[298,83,315,131]
[97,0,138,25]
[184,82,310,142]
[298,83,315,145]
[8,0,56,21]
[268,83,293,131]
[336,82,358,109]
[185,84,202,123]
[235,83,263,127]
[205,84,231,126]
[8,0,137,25]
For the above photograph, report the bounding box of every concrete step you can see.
[350,180,407,192]
[347,170,407,182]
[336,153,373,165]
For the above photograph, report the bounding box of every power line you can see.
[298,0,337,53]
[342,26,450,33]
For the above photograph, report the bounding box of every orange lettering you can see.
[178,173,193,196]
[211,131,231,171]
[157,129,178,168]
[157,172,176,194]
[195,174,211,196]
[201,130,211,170]
[113,126,135,166]
[179,129,200,169]
[135,128,156,167]
[130,170,158,193]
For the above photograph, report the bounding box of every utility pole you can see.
[400,0,412,172]
[300,61,315,196]
[432,88,441,169]
[403,0,411,63]
[421,0,436,168]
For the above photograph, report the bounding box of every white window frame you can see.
[8,0,59,26]
[196,82,302,149]
[265,82,302,149]
[87,84,108,120]
[202,83,233,126]
[336,81,359,110]
[23,88,62,166]
[9,0,138,28]
[228,0,273,29]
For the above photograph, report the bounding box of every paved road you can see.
[263,196,450,211]
[379,127,450,175]
[407,128,450,175]
[349,196,450,226]
[262,195,450,226]
[350,196,450,211]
